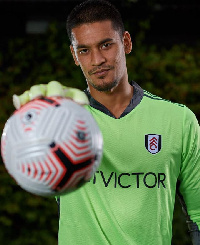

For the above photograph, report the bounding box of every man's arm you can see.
[177,183,200,244]
[178,107,200,245]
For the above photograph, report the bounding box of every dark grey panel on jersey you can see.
[84,81,144,119]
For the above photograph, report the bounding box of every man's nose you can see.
[91,49,106,66]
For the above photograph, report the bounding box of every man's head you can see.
[66,0,125,43]
[67,0,132,93]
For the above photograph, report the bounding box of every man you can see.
[14,0,200,244]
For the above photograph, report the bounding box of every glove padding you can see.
[13,81,89,109]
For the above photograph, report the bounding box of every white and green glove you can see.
[13,81,89,109]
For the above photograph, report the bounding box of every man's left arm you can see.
[178,106,200,244]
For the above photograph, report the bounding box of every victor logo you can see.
[89,171,166,189]
[145,134,162,154]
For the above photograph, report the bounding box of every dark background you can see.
[0,0,200,45]
[0,0,200,244]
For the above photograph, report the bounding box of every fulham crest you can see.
[145,134,162,154]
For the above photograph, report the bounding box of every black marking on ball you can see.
[49,141,56,148]
[26,113,33,121]
[77,131,86,141]
[39,97,61,107]
[52,147,93,191]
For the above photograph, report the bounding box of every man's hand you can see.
[13,81,89,109]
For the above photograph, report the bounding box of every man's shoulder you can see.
[131,81,185,112]
[142,90,199,126]
[140,89,193,124]
[143,90,185,110]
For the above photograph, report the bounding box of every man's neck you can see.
[88,81,134,119]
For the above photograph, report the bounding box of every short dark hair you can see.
[66,0,125,43]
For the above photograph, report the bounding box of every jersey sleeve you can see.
[178,106,200,229]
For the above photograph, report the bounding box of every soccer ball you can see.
[1,97,103,197]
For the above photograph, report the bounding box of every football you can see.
[1,97,103,197]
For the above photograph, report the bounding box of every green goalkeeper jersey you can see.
[58,82,200,245]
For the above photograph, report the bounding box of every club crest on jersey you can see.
[145,134,161,154]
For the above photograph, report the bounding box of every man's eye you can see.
[79,49,88,54]
[102,43,112,49]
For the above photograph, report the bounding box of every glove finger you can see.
[46,81,65,97]
[65,88,89,105]
[29,84,46,100]
[13,91,29,109]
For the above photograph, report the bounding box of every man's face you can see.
[70,20,132,92]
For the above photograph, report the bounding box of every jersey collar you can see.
[84,81,144,119]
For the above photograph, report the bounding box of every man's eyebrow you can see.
[99,38,113,45]
[76,38,114,50]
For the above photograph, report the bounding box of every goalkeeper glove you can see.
[13,81,89,109]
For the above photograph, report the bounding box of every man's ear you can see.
[70,45,80,66]
[123,31,132,54]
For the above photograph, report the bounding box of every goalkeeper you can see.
[14,0,200,244]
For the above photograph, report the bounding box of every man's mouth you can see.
[93,69,110,76]
[88,65,114,76]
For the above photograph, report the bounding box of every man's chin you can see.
[89,80,118,92]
